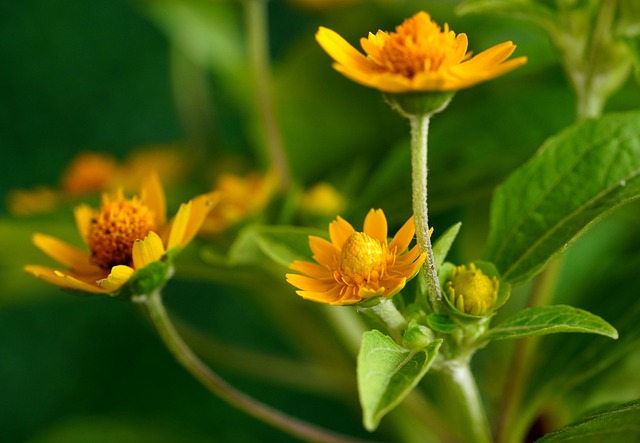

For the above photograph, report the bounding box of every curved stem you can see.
[141,290,376,443]
[243,0,290,188]
[409,114,442,303]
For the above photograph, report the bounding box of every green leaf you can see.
[432,222,462,269]
[229,225,325,268]
[426,314,459,334]
[535,399,640,443]
[485,111,640,284]
[481,305,618,343]
[357,330,441,431]
[456,0,558,32]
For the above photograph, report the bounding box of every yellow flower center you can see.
[336,232,387,286]
[377,12,464,78]
[88,197,157,270]
[446,263,498,316]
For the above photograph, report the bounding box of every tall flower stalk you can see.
[243,0,290,188]
[314,10,526,441]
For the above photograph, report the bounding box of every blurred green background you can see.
[2,0,639,442]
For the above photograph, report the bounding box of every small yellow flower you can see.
[24,174,218,295]
[286,209,426,305]
[316,11,527,93]
[300,182,347,217]
[445,263,499,316]
[60,152,118,196]
[200,170,277,235]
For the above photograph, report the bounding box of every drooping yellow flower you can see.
[315,11,527,93]
[200,170,278,235]
[286,209,426,305]
[24,174,218,295]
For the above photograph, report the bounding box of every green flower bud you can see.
[445,263,499,317]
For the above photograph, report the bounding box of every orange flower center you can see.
[377,12,464,78]
[88,198,157,270]
[336,232,387,286]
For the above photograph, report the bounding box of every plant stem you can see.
[141,290,375,443]
[495,259,562,443]
[409,114,442,303]
[437,361,492,443]
[243,0,290,188]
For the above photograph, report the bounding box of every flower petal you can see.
[329,216,354,248]
[363,208,388,244]
[289,261,332,279]
[74,204,93,246]
[132,231,165,270]
[179,192,220,248]
[286,273,337,292]
[308,236,337,267]
[24,265,110,294]
[32,233,97,274]
[97,265,135,292]
[315,27,377,76]
[167,201,191,250]
[142,172,166,226]
[297,286,353,306]
[388,216,416,254]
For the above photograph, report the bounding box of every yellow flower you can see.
[286,209,426,305]
[315,11,527,93]
[300,182,347,217]
[24,174,218,295]
[445,263,499,316]
[60,152,118,196]
[200,170,277,235]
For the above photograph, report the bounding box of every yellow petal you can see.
[363,209,388,244]
[388,216,416,254]
[379,276,407,297]
[167,201,191,250]
[74,204,93,246]
[315,27,376,75]
[132,231,165,270]
[289,261,331,279]
[32,233,97,274]
[97,265,135,291]
[296,286,351,305]
[308,236,337,267]
[142,172,166,226]
[179,192,220,248]
[286,273,337,292]
[24,265,110,294]
[329,216,354,248]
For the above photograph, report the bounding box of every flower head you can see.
[445,263,499,316]
[24,174,218,296]
[286,209,426,305]
[200,170,277,235]
[316,11,527,93]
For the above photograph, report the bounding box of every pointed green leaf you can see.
[482,305,618,343]
[357,330,441,431]
[535,399,640,443]
[432,222,462,269]
[456,0,558,31]
[485,111,640,284]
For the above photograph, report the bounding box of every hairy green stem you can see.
[141,290,375,443]
[243,0,290,188]
[438,362,492,443]
[409,114,441,304]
